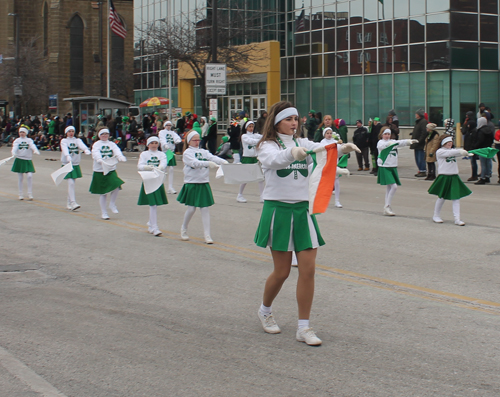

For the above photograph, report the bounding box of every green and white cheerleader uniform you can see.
[428,148,472,200]
[60,136,90,180]
[376,139,412,185]
[11,137,39,173]
[137,149,168,206]
[89,140,126,194]
[241,132,262,164]
[159,128,181,166]
[254,133,327,252]
[177,147,225,207]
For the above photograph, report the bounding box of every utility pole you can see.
[8,13,20,117]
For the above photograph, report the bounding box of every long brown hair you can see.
[257,101,301,148]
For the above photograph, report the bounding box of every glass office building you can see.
[134,0,500,126]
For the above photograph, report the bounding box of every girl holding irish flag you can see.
[377,129,418,216]
[254,101,359,346]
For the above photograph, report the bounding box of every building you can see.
[0,0,134,129]
[134,0,500,128]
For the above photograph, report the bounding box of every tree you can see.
[0,36,51,115]
[138,4,267,117]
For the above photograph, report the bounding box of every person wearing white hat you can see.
[428,135,471,225]
[377,129,418,216]
[320,127,345,208]
[60,126,91,211]
[158,120,182,194]
[137,136,168,236]
[89,128,127,220]
[236,120,265,203]
[177,130,228,244]
[11,126,40,200]
[254,101,360,347]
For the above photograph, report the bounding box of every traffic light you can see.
[365,60,371,73]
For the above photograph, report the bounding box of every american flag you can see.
[109,0,127,39]
[295,9,305,32]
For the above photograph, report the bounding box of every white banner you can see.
[0,156,14,168]
[101,157,119,176]
[217,163,264,184]
[51,162,73,186]
[138,168,167,195]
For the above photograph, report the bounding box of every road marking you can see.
[0,345,67,396]
[2,191,500,316]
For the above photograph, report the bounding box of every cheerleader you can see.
[377,129,418,216]
[320,127,344,208]
[11,126,40,200]
[60,126,91,210]
[89,129,127,220]
[254,101,358,346]
[237,120,265,203]
[158,120,181,194]
[428,135,471,225]
[137,137,168,236]
[177,130,228,244]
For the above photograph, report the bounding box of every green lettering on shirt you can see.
[68,143,79,155]
[100,146,113,159]
[19,142,29,150]
[277,160,308,179]
[446,157,456,163]
[147,156,160,166]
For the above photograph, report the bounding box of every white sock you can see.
[26,172,33,195]
[168,166,174,189]
[200,207,210,236]
[182,206,196,230]
[109,188,119,208]
[298,319,310,330]
[385,184,397,207]
[149,205,158,228]
[233,153,240,163]
[18,174,24,195]
[67,178,76,203]
[99,194,108,214]
[434,198,445,218]
[334,178,340,203]
[259,304,272,315]
[238,183,246,196]
[452,199,461,221]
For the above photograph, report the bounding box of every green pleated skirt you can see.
[241,156,258,164]
[138,184,168,206]
[89,170,124,194]
[428,174,472,200]
[11,158,35,173]
[177,183,214,207]
[64,164,83,180]
[254,200,325,252]
[377,167,401,186]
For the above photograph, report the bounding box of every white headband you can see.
[246,121,255,127]
[441,137,453,146]
[164,121,172,127]
[98,128,110,136]
[65,126,75,134]
[382,128,391,135]
[323,127,332,137]
[147,136,159,146]
[19,127,29,134]
[274,107,298,125]
[187,131,199,143]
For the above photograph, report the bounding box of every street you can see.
[0,146,499,397]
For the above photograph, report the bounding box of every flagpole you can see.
[107,0,111,98]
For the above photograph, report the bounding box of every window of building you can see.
[380,46,394,73]
[427,0,450,13]
[480,15,498,42]
[394,19,408,45]
[427,13,450,42]
[451,13,478,41]
[427,42,450,70]
[410,44,425,71]
[480,44,498,70]
[451,0,478,12]
[480,0,498,14]
[409,16,425,43]
[451,42,479,68]
[69,15,84,92]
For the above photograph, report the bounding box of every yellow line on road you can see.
[2,190,500,316]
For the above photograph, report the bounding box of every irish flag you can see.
[308,143,338,215]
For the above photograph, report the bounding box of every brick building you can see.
[0,0,133,117]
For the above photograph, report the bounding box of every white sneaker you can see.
[433,216,443,223]
[19,195,24,200]
[70,202,80,211]
[335,201,343,208]
[455,220,465,226]
[109,205,119,214]
[167,188,177,194]
[27,195,33,201]
[237,194,247,203]
[205,235,214,244]
[296,327,322,346]
[257,310,281,334]
[101,213,110,220]
[384,206,395,216]
[152,228,162,236]
[180,228,189,241]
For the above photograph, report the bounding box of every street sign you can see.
[209,98,218,111]
[49,94,58,110]
[14,86,22,96]
[205,63,226,96]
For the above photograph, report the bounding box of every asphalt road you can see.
[0,145,499,397]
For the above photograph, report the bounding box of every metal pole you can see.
[99,2,104,96]
[212,0,217,63]
[107,0,111,98]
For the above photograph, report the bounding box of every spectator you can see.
[337,118,348,143]
[369,117,382,175]
[352,119,370,171]
[175,112,185,134]
[142,113,151,136]
[313,114,337,143]
[462,111,478,181]
[424,123,440,181]
[255,111,268,134]
[380,115,399,140]
[474,116,494,185]
[477,103,486,120]
[66,113,73,126]
[206,117,218,154]
[306,110,318,140]
[215,135,232,159]
[494,125,500,184]
[388,109,399,128]
[228,118,241,163]
[410,109,428,177]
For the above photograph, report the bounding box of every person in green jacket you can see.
[336,118,348,143]
[48,116,58,135]
[191,114,202,136]
[313,115,338,142]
